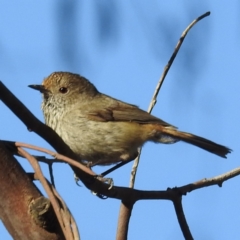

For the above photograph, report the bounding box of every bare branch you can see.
[147,11,210,114]
[17,147,75,239]
[116,202,133,240]
[173,198,193,240]
[116,11,211,240]
[0,142,63,239]
[14,141,96,177]
[130,10,211,188]
[51,183,80,240]
[177,167,240,194]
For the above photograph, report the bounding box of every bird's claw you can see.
[74,173,82,186]
[91,175,114,199]
[95,175,114,189]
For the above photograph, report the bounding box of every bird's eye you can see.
[59,87,68,94]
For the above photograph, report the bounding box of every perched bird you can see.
[29,72,231,165]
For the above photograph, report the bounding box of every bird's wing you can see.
[86,94,176,128]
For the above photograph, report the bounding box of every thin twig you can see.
[51,185,80,240]
[117,11,211,240]
[178,167,240,194]
[12,141,96,177]
[17,147,74,240]
[130,11,211,189]
[147,11,211,114]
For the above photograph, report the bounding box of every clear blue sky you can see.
[1,1,239,239]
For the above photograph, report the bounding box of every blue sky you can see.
[0,1,239,239]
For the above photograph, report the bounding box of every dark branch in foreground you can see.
[173,198,193,240]
[2,139,239,200]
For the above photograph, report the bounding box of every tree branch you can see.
[173,198,193,240]
[17,147,79,240]
[117,11,211,240]
[0,142,64,240]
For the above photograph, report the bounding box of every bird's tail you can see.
[160,128,231,158]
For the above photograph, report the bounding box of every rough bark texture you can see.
[0,142,64,240]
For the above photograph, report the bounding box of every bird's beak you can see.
[28,84,48,93]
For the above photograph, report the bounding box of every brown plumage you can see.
[29,72,231,165]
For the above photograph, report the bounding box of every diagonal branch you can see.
[0,81,111,194]
[130,10,211,189]
[17,147,76,240]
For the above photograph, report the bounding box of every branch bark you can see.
[0,142,64,240]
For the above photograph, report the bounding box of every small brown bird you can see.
[29,72,231,165]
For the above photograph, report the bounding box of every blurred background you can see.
[0,1,239,239]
